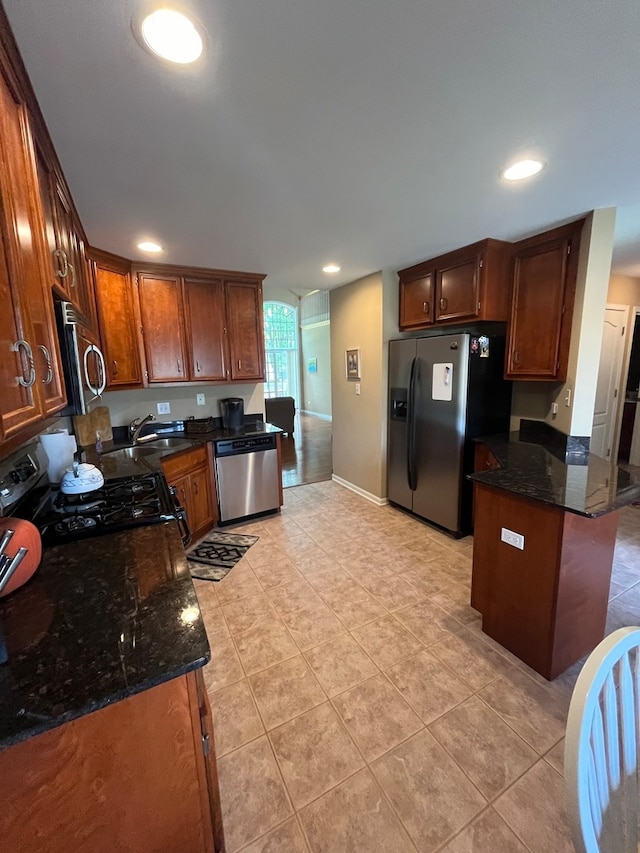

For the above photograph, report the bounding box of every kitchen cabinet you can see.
[0,669,225,853]
[0,63,66,446]
[88,247,146,389]
[398,238,512,331]
[135,264,266,385]
[162,444,217,538]
[505,219,583,381]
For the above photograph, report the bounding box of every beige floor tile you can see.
[394,598,463,645]
[216,567,264,605]
[239,816,310,853]
[251,558,307,591]
[439,807,529,852]
[362,575,425,611]
[278,601,346,651]
[210,678,265,756]
[304,633,379,697]
[429,627,518,690]
[352,615,424,669]
[372,728,487,853]
[249,655,326,730]
[269,702,365,809]
[245,540,291,569]
[234,617,299,675]
[319,581,388,629]
[386,649,472,724]
[479,667,568,754]
[222,592,278,635]
[430,583,481,625]
[429,696,538,799]
[204,636,245,692]
[217,735,293,852]
[544,737,565,775]
[493,760,574,852]
[298,768,418,853]
[266,577,319,616]
[332,673,423,761]
[201,604,231,643]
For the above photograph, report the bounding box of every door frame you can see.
[609,304,640,462]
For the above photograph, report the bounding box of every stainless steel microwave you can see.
[54,300,106,415]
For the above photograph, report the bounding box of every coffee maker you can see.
[220,398,244,431]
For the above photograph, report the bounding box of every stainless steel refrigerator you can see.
[387,332,512,536]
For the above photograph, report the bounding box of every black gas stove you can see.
[1,444,190,548]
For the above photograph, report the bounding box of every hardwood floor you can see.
[280,412,332,488]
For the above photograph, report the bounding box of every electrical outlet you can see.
[355,383,361,395]
[551,402,558,415]
[156,402,171,415]
[564,388,572,408]
[196,393,206,406]
[501,527,525,550]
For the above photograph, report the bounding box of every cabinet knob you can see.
[423,301,430,314]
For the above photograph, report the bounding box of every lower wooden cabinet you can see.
[162,444,217,538]
[0,669,225,853]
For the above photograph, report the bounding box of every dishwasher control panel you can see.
[214,434,278,457]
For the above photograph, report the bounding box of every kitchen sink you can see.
[143,437,193,450]
[102,446,158,461]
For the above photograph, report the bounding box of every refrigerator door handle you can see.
[407,356,418,491]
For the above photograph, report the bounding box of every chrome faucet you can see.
[129,413,158,444]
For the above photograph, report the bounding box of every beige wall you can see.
[102,383,265,428]
[330,272,386,499]
[300,322,331,417]
[608,274,640,306]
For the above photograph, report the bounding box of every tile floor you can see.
[193,482,640,853]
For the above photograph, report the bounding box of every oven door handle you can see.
[169,486,192,548]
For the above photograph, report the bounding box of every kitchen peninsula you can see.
[0,520,224,852]
[469,420,640,680]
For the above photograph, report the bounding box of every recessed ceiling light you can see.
[137,240,163,253]
[322,264,341,274]
[140,9,203,64]
[502,159,545,181]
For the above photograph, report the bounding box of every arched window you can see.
[263,301,299,401]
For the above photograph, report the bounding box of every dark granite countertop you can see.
[469,430,640,517]
[0,522,209,750]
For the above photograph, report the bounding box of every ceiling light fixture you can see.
[322,264,341,274]
[502,158,545,181]
[139,9,203,64]
[137,240,163,253]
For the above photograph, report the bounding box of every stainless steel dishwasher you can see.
[213,434,280,523]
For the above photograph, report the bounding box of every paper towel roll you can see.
[40,431,78,483]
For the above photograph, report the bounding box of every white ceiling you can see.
[4,0,640,293]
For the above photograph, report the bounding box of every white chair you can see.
[565,626,640,853]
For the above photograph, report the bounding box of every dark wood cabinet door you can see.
[184,277,227,381]
[435,254,479,322]
[399,273,434,329]
[225,280,265,381]
[189,465,216,536]
[506,222,582,380]
[0,74,66,441]
[92,255,144,388]
[137,273,188,382]
[50,180,95,326]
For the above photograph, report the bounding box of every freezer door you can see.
[412,334,469,533]
[387,338,417,510]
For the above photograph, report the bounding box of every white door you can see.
[591,306,628,459]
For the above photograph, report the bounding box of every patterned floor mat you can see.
[187,532,259,581]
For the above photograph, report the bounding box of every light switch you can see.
[355,383,361,395]
[196,393,206,406]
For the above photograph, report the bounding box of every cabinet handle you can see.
[53,248,69,279]
[177,359,181,374]
[440,297,447,311]
[193,480,199,495]
[37,344,53,385]
[238,360,242,371]
[67,261,76,288]
[112,359,118,376]
[13,340,36,387]
[196,360,201,373]
[513,350,520,366]
[225,368,229,379]
[423,301,430,314]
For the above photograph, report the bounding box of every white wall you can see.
[300,322,331,417]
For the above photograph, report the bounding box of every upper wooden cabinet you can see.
[134,265,266,385]
[88,248,145,389]
[399,239,512,331]
[505,220,583,381]
[0,65,66,446]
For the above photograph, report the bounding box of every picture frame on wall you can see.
[345,348,361,381]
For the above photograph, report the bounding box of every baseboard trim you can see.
[331,474,388,506]
[300,410,332,421]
